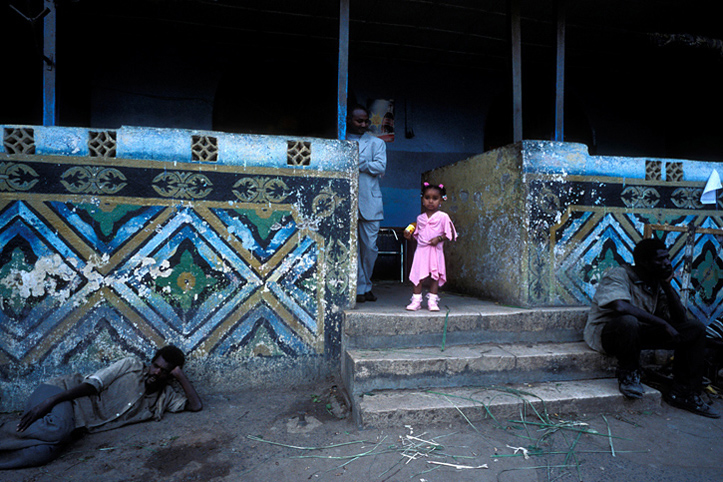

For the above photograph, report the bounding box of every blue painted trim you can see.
[1,125,358,173]
[521,141,723,182]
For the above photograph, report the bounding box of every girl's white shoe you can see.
[406,294,423,311]
[427,293,440,311]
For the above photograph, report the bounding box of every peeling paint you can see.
[0,124,358,411]
[428,140,723,316]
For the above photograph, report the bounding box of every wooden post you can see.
[554,0,566,141]
[43,0,57,126]
[337,0,350,140]
[509,0,522,142]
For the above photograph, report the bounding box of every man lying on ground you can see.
[0,345,202,469]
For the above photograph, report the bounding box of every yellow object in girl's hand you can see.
[405,223,416,234]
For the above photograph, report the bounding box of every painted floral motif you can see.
[0,162,39,191]
[537,184,562,215]
[671,187,702,209]
[691,241,723,302]
[152,171,213,199]
[621,186,660,208]
[77,203,143,237]
[325,239,350,295]
[155,250,218,312]
[312,186,345,218]
[584,243,624,287]
[232,177,289,203]
[61,166,127,194]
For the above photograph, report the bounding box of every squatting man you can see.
[585,238,719,418]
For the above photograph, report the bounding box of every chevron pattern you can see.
[0,155,352,366]
[534,176,723,324]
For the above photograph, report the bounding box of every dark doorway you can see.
[213,55,338,139]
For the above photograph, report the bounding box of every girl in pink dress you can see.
[403,182,457,311]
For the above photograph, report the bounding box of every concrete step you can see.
[354,378,661,428]
[343,304,588,350]
[344,342,615,396]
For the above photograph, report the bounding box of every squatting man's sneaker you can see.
[617,369,644,399]
[664,388,721,419]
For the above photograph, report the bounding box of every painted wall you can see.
[0,125,358,411]
[429,141,723,325]
[423,144,527,304]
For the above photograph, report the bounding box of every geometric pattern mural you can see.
[0,141,355,376]
[677,217,723,323]
[530,175,723,325]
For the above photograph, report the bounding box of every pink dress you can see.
[409,210,457,286]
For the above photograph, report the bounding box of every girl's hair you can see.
[421,182,447,198]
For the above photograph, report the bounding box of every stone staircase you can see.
[341,288,661,428]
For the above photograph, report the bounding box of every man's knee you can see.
[605,314,640,335]
[21,385,74,444]
[601,314,640,354]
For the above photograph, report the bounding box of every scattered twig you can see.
[440,394,480,432]
[506,444,530,459]
[602,415,615,457]
[615,414,640,427]
[246,435,367,451]
[406,434,444,448]
[424,390,499,424]
[506,419,631,440]
[427,460,488,469]
[494,449,646,457]
[563,430,583,470]
[246,386,630,482]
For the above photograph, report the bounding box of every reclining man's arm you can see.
[17,382,98,432]
[172,366,203,412]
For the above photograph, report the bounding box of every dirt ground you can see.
[2,374,723,482]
